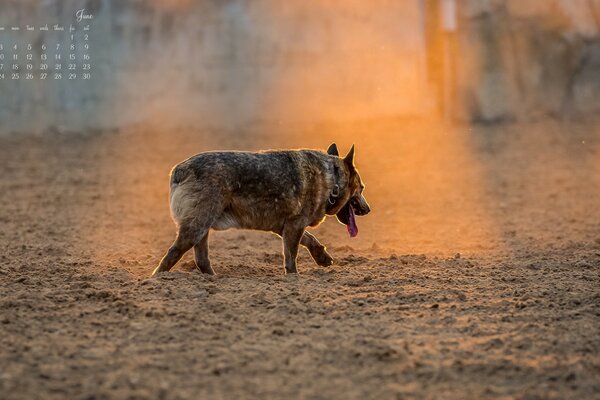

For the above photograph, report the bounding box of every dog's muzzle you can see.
[350,196,371,216]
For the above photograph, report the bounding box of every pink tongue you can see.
[347,205,358,237]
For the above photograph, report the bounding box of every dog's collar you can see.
[326,163,343,212]
[328,184,340,205]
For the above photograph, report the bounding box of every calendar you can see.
[0,8,93,81]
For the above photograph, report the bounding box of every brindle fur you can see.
[151,143,370,276]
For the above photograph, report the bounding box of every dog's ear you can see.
[344,144,355,169]
[327,143,339,156]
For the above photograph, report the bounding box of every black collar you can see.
[326,163,343,212]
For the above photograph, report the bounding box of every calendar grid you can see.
[0,15,92,81]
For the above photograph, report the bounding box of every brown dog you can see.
[151,143,370,276]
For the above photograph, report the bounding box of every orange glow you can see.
[75,2,600,271]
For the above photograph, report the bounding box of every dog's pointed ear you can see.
[343,144,355,168]
[327,143,339,156]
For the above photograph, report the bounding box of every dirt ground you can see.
[0,118,599,399]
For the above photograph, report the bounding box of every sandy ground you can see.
[0,118,599,399]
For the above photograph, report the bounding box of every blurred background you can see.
[0,0,599,132]
[1,0,599,258]
[2,3,600,398]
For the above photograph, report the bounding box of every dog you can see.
[151,143,370,276]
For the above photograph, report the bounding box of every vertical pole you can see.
[417,0,432,115]
[440,0,457,121]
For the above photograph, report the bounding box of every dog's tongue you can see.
[347,205,358,237]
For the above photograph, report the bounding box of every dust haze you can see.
[1,1,599,399]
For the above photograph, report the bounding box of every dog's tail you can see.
[170,165,189,186]
[168,165,195,225]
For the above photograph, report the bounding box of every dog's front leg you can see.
[301,232,334,267]
[282,224,304,274]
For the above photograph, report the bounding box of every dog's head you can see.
[326,143,371,237]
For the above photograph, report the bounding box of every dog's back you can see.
[168,150,334,232]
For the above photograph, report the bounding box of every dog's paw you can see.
[314,251,334,267]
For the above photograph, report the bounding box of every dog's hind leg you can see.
[152,224,208,276]
[193,232,214,275]
[301,232,334,267]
